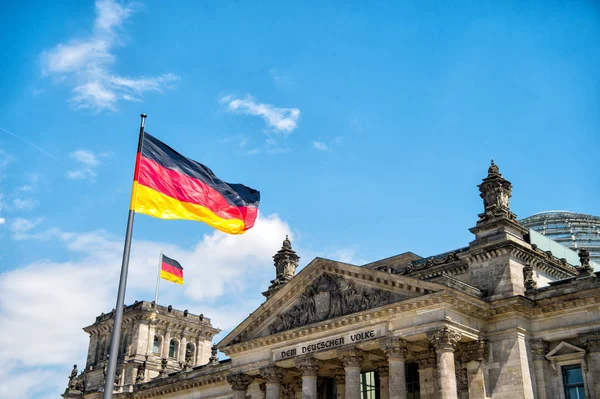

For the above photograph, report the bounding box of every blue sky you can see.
[1,0,599,397]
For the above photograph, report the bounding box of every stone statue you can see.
[477,160,516,223]
[135,360,146,384]
[68,364,78,389]
[578,248,594,275]
[208,345,219,365]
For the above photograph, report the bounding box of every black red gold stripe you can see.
[131,133,260,234]
[160,254,184,285]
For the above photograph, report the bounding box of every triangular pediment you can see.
[546,341,586,358]
[218,257,445,349]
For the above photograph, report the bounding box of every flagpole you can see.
[102,114,146,399]
[154,250,163,306]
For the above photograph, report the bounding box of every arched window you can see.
[169,339,178,358]
[152,335,161,355]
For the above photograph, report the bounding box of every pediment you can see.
[546,341,586,358]
[218,257,445,350]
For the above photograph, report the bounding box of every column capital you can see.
[375,361,389,377]
[295,356,321,376]
[260,365,285,384]
[338,347,364,368]
[529,339,549,360]
[380,337,408,360]
[333,368,345,384]
[580,330,600,353]
[416,349,436,369]
[427,327,462,352]
[227,373,253,391]
[457,340,488,363]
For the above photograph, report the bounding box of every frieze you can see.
[268,273,393,334]
[401,252,460,275]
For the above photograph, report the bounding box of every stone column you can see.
[339,348,363,399]
[376,361,390,399]
[227,373,254,399]
[458,340,488,399]
[179,337,187,363]
[296,357,320,399]
[529,339,549,399]
[416,350,437,399]
[163,331,171,358]
[580,330,600,399]
[381,337,408,399]
[261,366,285,399]
[333,368,345,399]
[427,327,462,399]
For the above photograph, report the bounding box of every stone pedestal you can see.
[296,357,320,399]
[261,366,284,399]
[228,374,253,399]
[427,327,461,399]
[339,348,363,399]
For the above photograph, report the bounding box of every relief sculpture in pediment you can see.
[269,273,392,334]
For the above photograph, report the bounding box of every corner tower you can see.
[69,301,220,394]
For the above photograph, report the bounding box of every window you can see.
[360,371,379,399]
[406,363,420,399]
[152,336,161,354]
[562,365,586,399]
[169,339,179,358]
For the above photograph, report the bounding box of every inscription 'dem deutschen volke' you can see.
[274,328,381,361]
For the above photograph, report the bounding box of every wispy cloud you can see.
[312,136,343,152]
[221,95,301,134]
[269,68,295,90]
[40,0,179,111]
[312,141,328,151]
[66,149,107,180]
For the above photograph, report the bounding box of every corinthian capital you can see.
[295,357,321,376]
[380,337,408,360]
[338,347,364,368]
[427,327,462,352]
[227,373,253,391]
[529,339,549,360]
[260,366,285,384]
[580,330,600,353]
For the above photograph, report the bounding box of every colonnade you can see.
[227,327,487,399]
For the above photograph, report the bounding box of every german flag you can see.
[131,133,260,234]
[160,254,184,285]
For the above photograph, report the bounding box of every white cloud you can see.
[66,149,107,180]
[41,0,178,111]
[221,95,300,133]
[11,198,37,211]
[312,141,328,151]
[0,214,292,397]
[10,217,42,239]
[0,218,5,225]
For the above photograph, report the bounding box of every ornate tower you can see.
[470,160,527,243]
[68,301,220,395]
[263,235,300,298]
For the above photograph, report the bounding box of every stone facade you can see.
[64,161,600,399]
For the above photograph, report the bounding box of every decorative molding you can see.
[427,327,462,352]
[416,349,436,369]
[295,357,321,376]
[380,337,408,360]
[338,347,364,368]
[268,273,393,334]
[456,340,488,363]
[529,339,549,361]
[227,373,254,391]
[579,330,600,353]
[260,366,285,384]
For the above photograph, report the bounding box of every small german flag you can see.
[160,254,184,285]
[131,133,260,234]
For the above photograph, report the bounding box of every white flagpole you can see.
[154,250,163,306]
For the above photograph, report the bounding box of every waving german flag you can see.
[131,133,260,234]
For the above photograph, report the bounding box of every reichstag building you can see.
[63,161,600,399]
